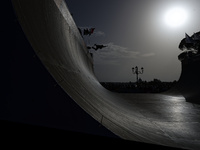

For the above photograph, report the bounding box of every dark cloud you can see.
[93,43,139,63]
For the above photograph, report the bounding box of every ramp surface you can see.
[12,0,200,149]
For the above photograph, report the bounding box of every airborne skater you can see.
[92,44,107,51]
[83,28,95,36]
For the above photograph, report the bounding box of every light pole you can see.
[132,66,144,83]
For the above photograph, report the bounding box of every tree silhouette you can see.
[178,32,200,61]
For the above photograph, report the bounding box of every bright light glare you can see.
[164,7,188,28]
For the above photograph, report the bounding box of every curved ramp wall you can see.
[12,0,124,138]
[12,0,200,149]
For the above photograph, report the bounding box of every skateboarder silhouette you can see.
[92,44,107,50]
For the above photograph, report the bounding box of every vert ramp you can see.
[12,0,200,149]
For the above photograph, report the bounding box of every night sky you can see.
[66,0,200,82]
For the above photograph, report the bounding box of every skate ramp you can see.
[12,0,200,149]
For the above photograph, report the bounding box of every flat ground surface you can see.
[100,92,200,149]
